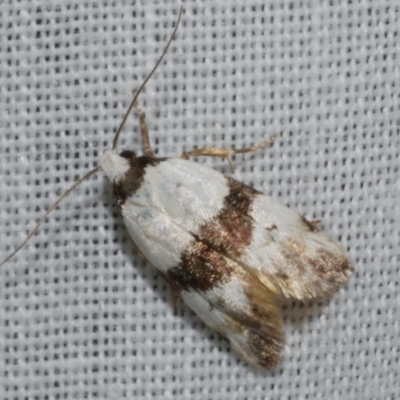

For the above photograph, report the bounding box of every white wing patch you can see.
[132,159,229,232]
[122,203,193,272]
[242,193,352,299]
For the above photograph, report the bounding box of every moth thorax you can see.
[119,150,137,159]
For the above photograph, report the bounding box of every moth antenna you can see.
[0,166,101,267]
[112,5,183,151]
[1,7,183,267]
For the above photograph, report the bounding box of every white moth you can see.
[1,8,352,369]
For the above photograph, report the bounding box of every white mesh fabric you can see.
[0,1,399,399]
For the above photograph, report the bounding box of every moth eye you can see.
[119,150,136,159]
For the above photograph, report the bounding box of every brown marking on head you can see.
[167,241,234,292]
[199,176,258,259]
[112,154,165,207]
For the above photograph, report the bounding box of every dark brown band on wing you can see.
[168,176,258,293]
[167,241,234,292]
[199,176,258,259]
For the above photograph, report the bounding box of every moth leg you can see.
[310,219,321,226]
[132,92,154,157]
[168,284,181,312]
[181,134,278,172]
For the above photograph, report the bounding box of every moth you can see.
[1,7,352,369]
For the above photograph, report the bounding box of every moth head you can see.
[101,149,134,184]
[101,149,154,206]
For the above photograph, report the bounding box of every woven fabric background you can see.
[1,1,398,399]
